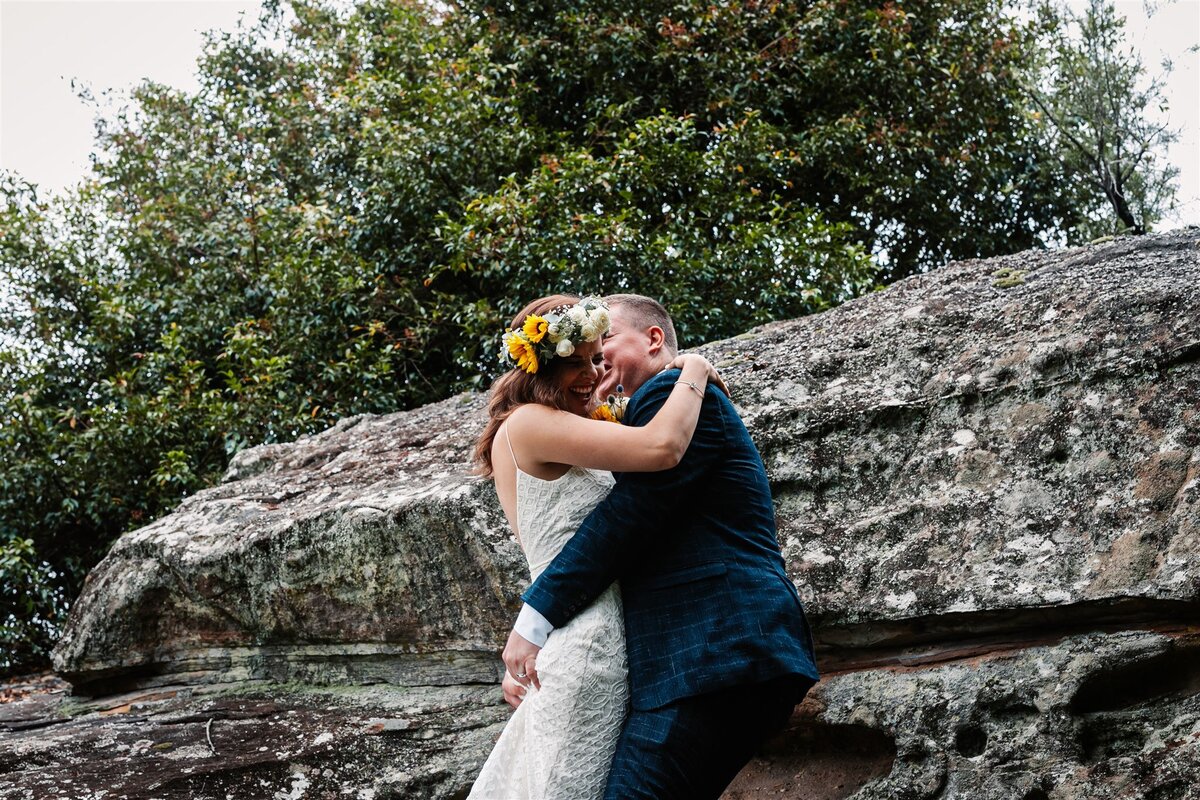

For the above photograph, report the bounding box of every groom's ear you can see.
[645,325,667,356]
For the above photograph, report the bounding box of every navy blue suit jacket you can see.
[522,370,819,711]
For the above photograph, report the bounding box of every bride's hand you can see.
[667,353,730,397]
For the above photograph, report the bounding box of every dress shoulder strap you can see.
[501,422,522,473]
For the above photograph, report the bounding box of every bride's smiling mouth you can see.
[568,384,595,399]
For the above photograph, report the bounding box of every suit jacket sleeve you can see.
[520,372,728,627]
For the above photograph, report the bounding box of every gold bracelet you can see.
[675,380,704,397]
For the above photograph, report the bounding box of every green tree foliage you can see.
[1,535,67,672]
[458,0,1076,279]
[0,0,1177,673]
[437,112,869,346]
[1026,0,1179,240]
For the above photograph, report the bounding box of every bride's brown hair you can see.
[473,294,582,478]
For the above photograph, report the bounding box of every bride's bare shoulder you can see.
[506,403,563,428]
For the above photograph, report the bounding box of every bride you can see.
[469,294,722,799]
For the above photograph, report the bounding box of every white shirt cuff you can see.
[514,604,555,648]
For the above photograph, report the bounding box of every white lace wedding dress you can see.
[468,462,629,800]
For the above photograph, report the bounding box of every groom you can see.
[503,294,820,798]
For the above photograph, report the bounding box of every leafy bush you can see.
[437,111,874,348]
[1,536,68,676]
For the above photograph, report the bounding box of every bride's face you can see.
[556,338,605,416]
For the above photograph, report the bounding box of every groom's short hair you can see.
[604,293,678,355]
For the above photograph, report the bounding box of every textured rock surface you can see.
[738,234,1200,657]
[0,679,506,799]
[49,401,518,693]
[4,230,1198,799]
[804,629,1200,800]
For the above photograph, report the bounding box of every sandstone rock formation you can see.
[2,230,1198,799]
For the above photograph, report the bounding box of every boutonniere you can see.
[590,385,628,423]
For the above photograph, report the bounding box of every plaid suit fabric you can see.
[521,370,819,712]
[601,674,814,800]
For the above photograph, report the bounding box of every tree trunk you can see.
[1099,163,1145,235]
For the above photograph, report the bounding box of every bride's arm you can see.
[507,354,721,473]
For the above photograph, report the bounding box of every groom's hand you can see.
[501,671,526,709]
[502,629,542,691]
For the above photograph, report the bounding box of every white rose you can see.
[581,322,598,341]
[568,305,587,324]
[556,339,575,357]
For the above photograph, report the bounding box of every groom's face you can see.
[597,305,658,399]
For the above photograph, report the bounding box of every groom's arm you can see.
[520,374,730,629]
[503,375,729,683]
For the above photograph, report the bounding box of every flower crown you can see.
[500,296,610,374]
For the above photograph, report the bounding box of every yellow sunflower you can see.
[522,314,550,343]
[505,331,540,373]
[590,403,618,423]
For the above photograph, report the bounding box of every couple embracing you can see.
[470,293,819,799]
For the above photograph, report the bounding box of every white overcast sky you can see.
[1,0,1198,228]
